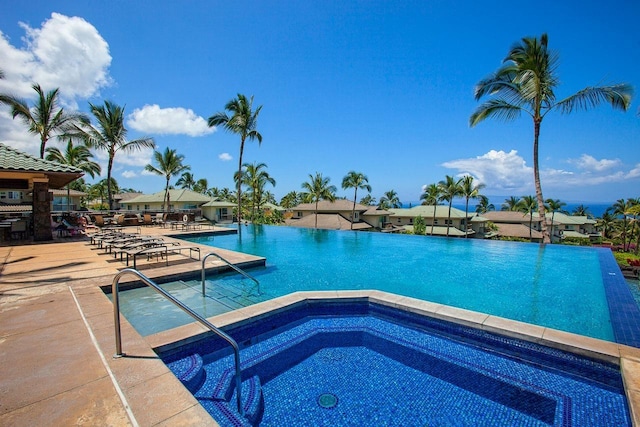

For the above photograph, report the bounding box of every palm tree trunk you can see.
[446,201,452,237]
[67,185,71,212]
[431,208,436,236]
[464,198,469,238]
[164,178,170,213]
[315,200,318,229]
[107,156,114,211]
[351,189,357,230]
[533,119,550,243]
[237,138,245,226]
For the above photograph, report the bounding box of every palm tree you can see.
[501,196,521,212]
[519,195,538,241]
[45,139,101,211]
[572,204,592,218]
[301,173,336,228]
[144,148,190,213]
[280,191,301,209]
[597,209,616,240]
[470,34,633,243]
[194,178,209,194]
[71,101,155,210]
[0,84,86,158]
[420,183,441,236]
[359,194,376,206]
[460,175,485,238]
[342,171,372,230]
[89,178,119,210]
[438,175,462,237]
[544,198,567,240]
[176,172,196,190]
[379,190,401,210]
[475,195,495,214]
[239,162,275,219]
[612,199,633,251]
[208,94,263,225]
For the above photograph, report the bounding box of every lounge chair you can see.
[143,214,153,226]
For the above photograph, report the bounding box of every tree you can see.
[176,172,196,190]
[71,101,155,210]
[342,171,371,230]
[359,194,376,206]
[301,173,336,228]
[501,196,521,212]
[413,215,426,235]
[145,148,189,213]
[572,204,592,218]
[90,178,119,210]
[208,94,263,225]
[518,195,538,241]
[470,34,633,243]
[476,195,495,214]
[194,178,209,194]
[379,190,401,210]
[420,183,441,236]
[280,191,301,209]
[460,175,485,237]
[597,210,616,240]
[0,84,85,158]
[544,198,567,240]
[239,162,275,219]
[438,175,462,237]
[45,139,101,211]
[612,199,633,251]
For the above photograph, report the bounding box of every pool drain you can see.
[317,393,338,409]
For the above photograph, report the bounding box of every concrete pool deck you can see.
[2,227,640,426]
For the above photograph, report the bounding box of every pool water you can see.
[161,302,630,426]
[187,225,615,340]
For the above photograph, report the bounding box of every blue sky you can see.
[1,1,638,205]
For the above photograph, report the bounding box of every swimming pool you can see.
[159,299,631,426]
[115,224,640,344]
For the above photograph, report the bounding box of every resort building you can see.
[286,199,391,231]
[540,212,600,243]
[50,188,87,212]
[200,199,236,223]
[124,189,213,212]
[0,143,83,241]
[388,205,488,237]
[482,211,544,242]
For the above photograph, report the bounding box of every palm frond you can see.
[556,84,633,114]
[470,99,523,126]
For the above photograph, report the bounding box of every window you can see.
[144,205,150,210]
[7,191,22,200]
[434,219,439,225]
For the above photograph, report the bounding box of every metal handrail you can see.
[201,252,260,296]
[111,268,244,416]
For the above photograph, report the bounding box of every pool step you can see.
[169,353,205,391]
[241,375,264,425]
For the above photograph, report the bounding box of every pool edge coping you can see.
[145,289,640,426]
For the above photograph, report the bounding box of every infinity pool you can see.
[116,225,640,343]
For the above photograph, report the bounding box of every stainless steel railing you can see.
[201,252,260,296]
[111,268,244,415]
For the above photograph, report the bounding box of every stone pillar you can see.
[32,179,52,241]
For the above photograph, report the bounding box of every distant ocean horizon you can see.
[401,200,615,219]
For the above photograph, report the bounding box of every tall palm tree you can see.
[470,34,633,243]
[301,173,336,228]
[342,171,371,230]
[176,172,196,190]
[438,175,462,237]
[544,198,567,240]
[45,139,101,211]
[239,162,276,219]
[475,195,495,214]
[379,190,401,210]
[460,175,485,237]
[90,178,119,210]
[501,196,521,211]
[144,148,190,213]
[519,195,538,241]
[572,204,592,218]
[420,183,441,236]
[612,199,633,251]
[208,94,263,225]
[71,101,155,210]
[0,84,86,158]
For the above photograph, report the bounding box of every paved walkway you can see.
[0,226,261,426]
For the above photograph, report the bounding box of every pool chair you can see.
[143,214,153,226]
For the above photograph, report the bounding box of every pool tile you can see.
[434,304,490,326]
[542,328,620,362]
[482,315,546,341]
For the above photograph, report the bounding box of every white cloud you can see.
[569,154,621,172]
[122,170,137,179]
[627,164,640,179]
[127,104,215,137]
[442,150,532,193]
[219,152,232,161]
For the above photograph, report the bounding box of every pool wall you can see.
[145,290,640,425]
